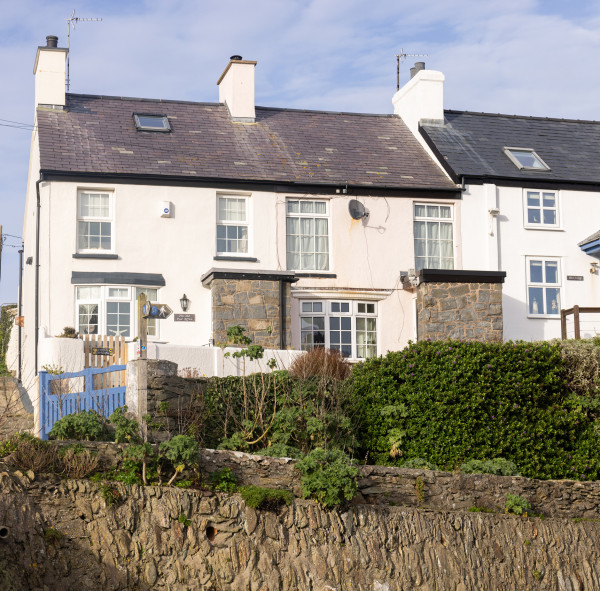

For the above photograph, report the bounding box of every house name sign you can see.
[566,275,584,281]
[174,314,196,322]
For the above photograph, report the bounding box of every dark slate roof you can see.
[36,94,457,191]
[421,110,600,184]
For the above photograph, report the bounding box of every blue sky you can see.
[1,0,600,303]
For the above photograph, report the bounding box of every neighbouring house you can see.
[393,63,600,341]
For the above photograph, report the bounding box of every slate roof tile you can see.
[36,94,457,191]
[422,110,600,184]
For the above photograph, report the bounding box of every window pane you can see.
[529,261,543,283]
[414,204,426,217]
[545,261,558,284]
[331,303,340,313]
[546,288,560,315]
[528,208,541,224]
[439,206,451,218]
[314,201,327,214]
[302,302,313,313]
[313,302,323,313]
[108,288,128,298]
[414,221,426,239]
[287,201,299,214]
[341,317,351,329]
[529,287,544,314]
[330,316,340,329]
[542,193,555,207]
[427,205,439,217]
[527,192,540,206]
[358,303,365,314]
[543,210,556,225]
[341,303,350,313]
[300,201,314,214]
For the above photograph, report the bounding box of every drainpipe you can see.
[279,280,286,350]
[35,177,42,375]
[17,246,23,382]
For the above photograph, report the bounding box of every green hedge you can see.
[349,340,600,480]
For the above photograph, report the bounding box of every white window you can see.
[299,300,377,359]
[217,195,249,254]
[414,203,454,271]
[286,200,329,271]
[527,258,561,317]
[503,147,550,171]
[524,190,559,228]
[77,191,113,252]
[76,286,159,338]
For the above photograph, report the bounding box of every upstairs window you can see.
[504,147,550,171]
[217,195,249,254]
[286,200,329,271]
[77,191,113,252]
[133,114,171,132]
[524,190,559,228]
[414,203,454,271]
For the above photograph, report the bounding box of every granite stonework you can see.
[415,270,506,342]
[2,457,600,590]
[201,270,297,349]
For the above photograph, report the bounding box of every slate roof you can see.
[579,229,600,247]
[36,94,457,191]
[421,110,600,184]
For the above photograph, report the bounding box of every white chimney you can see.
[33,35,68,108]
[217,55,257,122]
[392,63,444,135]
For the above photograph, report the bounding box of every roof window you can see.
[503,147,550,171]
[133,114,171,132]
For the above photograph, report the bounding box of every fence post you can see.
[38,371,48,439]
[573,305,581,340]
[560,309,567,340]
[126,359,148,434]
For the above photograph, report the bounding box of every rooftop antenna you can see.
[66,9,102,91]
[396,48,428,91]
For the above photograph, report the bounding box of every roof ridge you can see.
[444,108,600,126]
[66,93,397,118]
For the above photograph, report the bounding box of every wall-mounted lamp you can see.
[591,262,599,275]
[488,208,500,235]
[180,293,190,311]
[25,257,33,265]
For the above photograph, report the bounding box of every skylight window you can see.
[133,114,171,132]
[503,147,550,171]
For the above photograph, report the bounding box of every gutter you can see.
[35,176,42,376]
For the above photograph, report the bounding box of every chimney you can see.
[33,35,68,108]
[217,55,257,122]
[392,62,444,134]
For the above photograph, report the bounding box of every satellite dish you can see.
[348,199,368,220]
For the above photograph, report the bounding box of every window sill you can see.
[293,272,337,278]
[214,256,258,262]
[527,315,561,319]
[73,253,119,259]
[523,226,564,232]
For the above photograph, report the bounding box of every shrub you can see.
[9,435,57,473]
[158,435,200,486]
[120,442,155,485]
[210,467,238,493]
[240,486,293,510]
[401,457,439,471]
[109,406,141,443]
[349,340,600,480]
[0,432,31,457]
[59,444,100,479]
[99,483,121,507]
[296,448,358,508]
[505,493,531,515]
[460,457,520,476]
[49,410,106,441]
[289,348,351,381]
[254,443,303,459]
[558,338,600,400]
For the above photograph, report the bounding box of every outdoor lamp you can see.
[180,294,190,312]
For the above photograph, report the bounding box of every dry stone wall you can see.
[1,466,599,591]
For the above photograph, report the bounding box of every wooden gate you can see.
[82,335,128,389]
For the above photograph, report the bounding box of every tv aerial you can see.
[65,9,102,91]
[396,48,428,91]
[348,199,369,220]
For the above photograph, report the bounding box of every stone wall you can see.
[1,466,599,591]
[416,270,506,342]
[202,269,297,348]
[52,443,600,521]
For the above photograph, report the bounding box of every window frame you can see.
[526,257,561,319]
[75,285,160,339]
[503,147,550,171]
[413,202,454,271]
[216,194,252,256]
[76,190,114,254]
[522,189,560,229]
[286,198,330,272]
[299,299,377,360]
[133,113,171,132]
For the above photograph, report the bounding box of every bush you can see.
[210,467,238,493]
[558,338,600,400]
[296,448,358,508]
[49,410,106,441]
[159,435,200,486]
[289,348,351,381]
[349,340,600,481]
[460,457,520,476]
[9,435,57,473]
[109,406,141,443]
[240,485,293,510]
[59,444,100,479]
[505,493,531,515]
[254,443,303,459]
[401,457,439,471]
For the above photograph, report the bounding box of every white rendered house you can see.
[394,63,600,341]
[16,36,475,389]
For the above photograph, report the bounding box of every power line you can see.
[0,118,34,127]
[0,123,35,131]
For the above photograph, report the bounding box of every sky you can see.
[1,0,600,304]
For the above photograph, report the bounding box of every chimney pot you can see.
[410,61,426,79]
[46,35,58,48]
[230,55,243,61]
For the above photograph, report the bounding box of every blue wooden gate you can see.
[39,365,127,439]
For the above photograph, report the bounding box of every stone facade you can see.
[202,270,296,349]
[415,270,506,342]
[2,465,600,590]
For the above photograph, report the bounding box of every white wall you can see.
[462,183,600,341]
